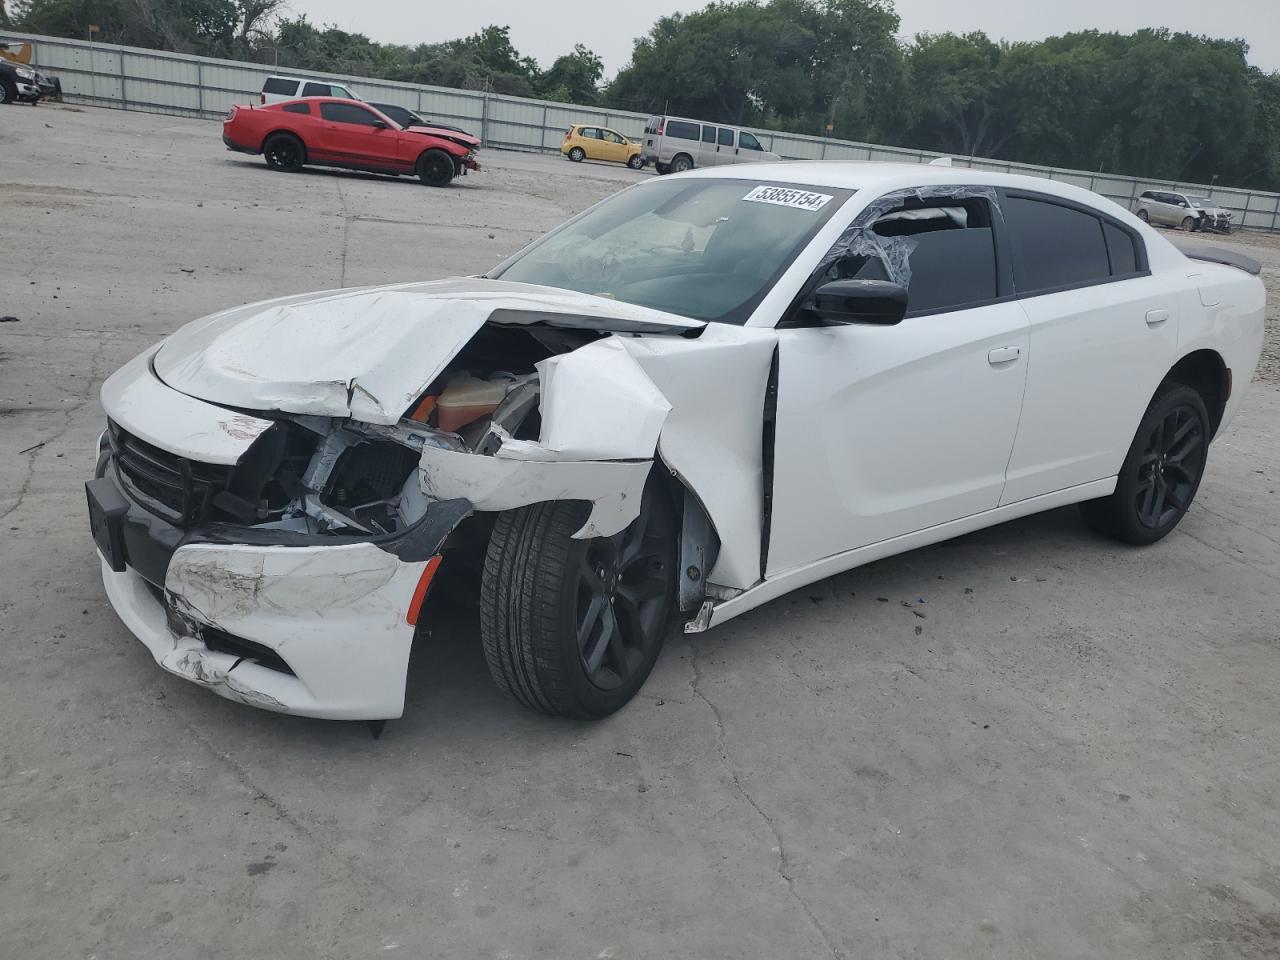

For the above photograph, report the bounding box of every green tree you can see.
[538,43,602,103]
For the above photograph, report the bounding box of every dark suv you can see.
[0,55,42,104]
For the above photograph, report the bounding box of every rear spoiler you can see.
[1182,245,1262,276]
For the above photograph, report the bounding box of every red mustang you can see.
[222,98,480,187]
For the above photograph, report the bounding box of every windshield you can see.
[1187,196,1213,206]
[490,179,851,324]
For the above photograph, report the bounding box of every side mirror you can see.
[808,279,908,325]
[372,119,388,129]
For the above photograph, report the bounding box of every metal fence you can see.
[8,31,1280,232]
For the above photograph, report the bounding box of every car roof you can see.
[266,75,354,85]
[675,160,1129,207]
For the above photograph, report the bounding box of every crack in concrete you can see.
[685,640,844,960]
[335,178,351,289]
[0,336,107,523]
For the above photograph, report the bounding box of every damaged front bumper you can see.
[90,449,471,720]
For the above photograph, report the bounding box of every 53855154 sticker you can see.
[742,186,833,211]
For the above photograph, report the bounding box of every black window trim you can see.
[997,188,1150,300]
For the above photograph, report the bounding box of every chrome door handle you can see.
[1146,309,1170,326]
[988,346,1021,365]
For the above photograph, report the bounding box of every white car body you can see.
[90,162,1266,721]
[260,74,361,105]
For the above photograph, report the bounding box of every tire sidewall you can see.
[0,82,13,105]
[552,484,676,717]
[264,134,303,171]
[671,154,692,173]
[1110,384,1210,544]
[568,147,585,162]
[627,154,643,169]
[418,149,455,186]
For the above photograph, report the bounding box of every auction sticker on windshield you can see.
[743,186,833,211]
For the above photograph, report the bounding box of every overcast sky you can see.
[285,0,1279,76]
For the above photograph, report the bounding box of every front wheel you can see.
[1136,209,1149,222]
[263,133,304,172]
[627,154,644,170]
[568,146,586,162]
[1180,216,1196,232]
[480,477,677,719]
[417,148,455,186]
[0,81,14,105]
[1079,384,1209,545]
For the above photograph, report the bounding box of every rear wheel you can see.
[669,153,693,173]
[480,476,677,719]
[568,146,586,162]
[655,162,669,175]
[417,148,455,186]
[627,154,643,170]
[1079,384,1209,545]
[262,133,304,172]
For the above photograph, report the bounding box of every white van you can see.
[640,115,782,173]
[260,75,361,104]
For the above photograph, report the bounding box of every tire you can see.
[0,81,14,105]
[568,146,586,162]
[669,153,693,173]
[655,162,669,175]
[1079,383,1210,545]
[480,475,677,719]
[1136,209,1149,222]
[627,154,643,170]
[262,133,304,172]
[417,148,455,186]
[1180,216,1195,232]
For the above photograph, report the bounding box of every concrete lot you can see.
[3,103,1280,959]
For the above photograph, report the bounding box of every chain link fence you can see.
[8,31,1280,232]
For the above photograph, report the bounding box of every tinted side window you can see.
[579,127,598,139]
[1003,196,1110,293]
[739,131,763,151]
[283,102,310,115]
[665,120,699,140]
[1103,222,1139,276]
[701,125,716,143]
[905,228,998,313]
[263,77,298,95]
[320,102,380,126]
[301,82,332,97]
[1139,191,1155,200]
[718,128,734,147]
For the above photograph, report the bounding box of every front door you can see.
[317,101,402,169]
[766,189,1030,576]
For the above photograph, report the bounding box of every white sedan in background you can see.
[88,163,1266,729]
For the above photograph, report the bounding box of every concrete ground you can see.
[3,103,1280,960]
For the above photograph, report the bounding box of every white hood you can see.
[153,279,703,424]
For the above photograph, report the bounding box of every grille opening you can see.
[202,627,296,676]
[109,421,233,525]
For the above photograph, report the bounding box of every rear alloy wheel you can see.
[627,154,644,170]
[417,148,455,187]
[480,476,677,718]
[1080,384,1209,545]
[669,153,693,173]
[263,133,304,172]
[568,146,586,162]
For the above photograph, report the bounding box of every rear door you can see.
[998,191,1180,503]
[698,124,721,167]
[316,101,402,168]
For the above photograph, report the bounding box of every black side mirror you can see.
[808,279,908,325]
[372,119,388,129]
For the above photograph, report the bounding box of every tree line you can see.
[6,0,1279,190]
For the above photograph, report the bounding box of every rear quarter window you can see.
[1103,222,1139,276]
[282,102,310,114]
[263,77,298,95]
[665,120,699,141]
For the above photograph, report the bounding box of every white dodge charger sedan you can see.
[88,163,1266,726]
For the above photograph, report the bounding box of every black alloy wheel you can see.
[263,133,303,171]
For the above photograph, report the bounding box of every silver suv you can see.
[1134,190,1232,234]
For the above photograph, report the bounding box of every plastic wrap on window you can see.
[817,185,1000,287]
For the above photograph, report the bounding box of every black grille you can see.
[109,421,234,525]
[202,627,296,675]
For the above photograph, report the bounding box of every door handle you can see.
[988,346,1021,366]
[1146,308,1170,326]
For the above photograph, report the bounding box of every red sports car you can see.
[222,98,480,187]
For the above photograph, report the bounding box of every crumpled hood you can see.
[152,279,704,425]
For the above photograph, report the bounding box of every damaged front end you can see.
[90,281,755,720]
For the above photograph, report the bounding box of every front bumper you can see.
[90,447,470,721]
[13,80,40,102]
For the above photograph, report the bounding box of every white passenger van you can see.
[641,115,782,173]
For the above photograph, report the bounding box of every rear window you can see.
[644,116,661,135]
[283,102,310,115]
[301,82,331,97]
[665,120,699,141]
[263,77,297,95]
[1003,196,1111,294]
